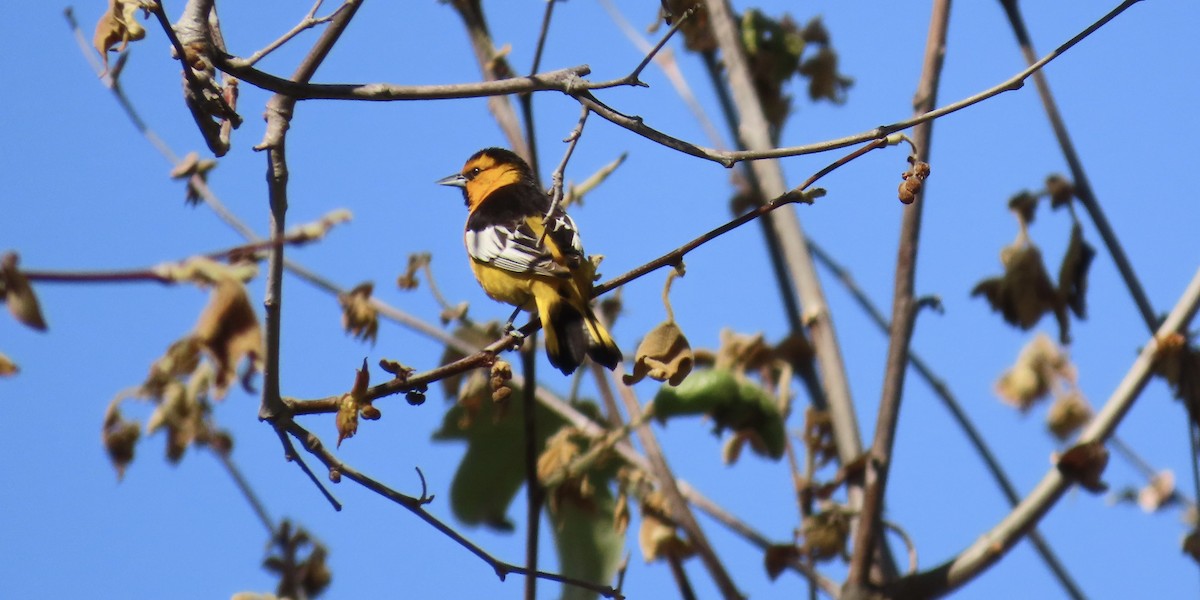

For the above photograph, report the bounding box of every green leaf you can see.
[550,487,624,600]
[652,368,739,422]
[432,385,563,530]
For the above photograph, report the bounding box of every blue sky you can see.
[2,1,1199,598]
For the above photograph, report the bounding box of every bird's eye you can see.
[466,167,481,180]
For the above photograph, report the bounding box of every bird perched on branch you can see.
[438,147,622,375]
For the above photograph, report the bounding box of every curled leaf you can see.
[1056,441,1109,494]
[288,209,353,244]
[194,278,264,399]
[995,333,1074,411]
[638,491,692,563]
[623,320,693,386]
[396,252,430,290]
[764,544,802,581]
[102,401,140,480]
[1058,224,1096,319]
[798,45,852,105]
[1152,333,1200,425]
[1,252,48,331]
[1007,190,1039,226]
[93,0,150,70]
[801,508,851,562]
[1046,390,1092,440]
[972,241,1069,343]
[1046,174,1076,209]
[0,352,17,377]
[338,282,378,344]
[168,151,219,206]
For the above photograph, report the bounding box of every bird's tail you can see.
[532,281,622,375]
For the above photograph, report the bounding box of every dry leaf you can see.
[338,282,378,344]
[1046,390,1092,440]
[1,252,48,331]
[1007,191,1039,225]
[801,508,851,562]
[1056,441,1109,494]
[1058,224,1096,319]
[1046,174,1076,209]
[0,352,18,377]
[102,401,140,480]
[798,46,852,104]
[764,544,802,581]
[638,491,692,563]
[995,333,1074,411]
[1152,334,1200,426]
[194,278,264,399]
[1139,470,1176,513]
[93,0,149,70]
[288,209,352,244]
[972,242,1068,342]
[623,320,693,386]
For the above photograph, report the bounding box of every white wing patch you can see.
[465,218,575,278]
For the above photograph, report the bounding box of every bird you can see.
[437,147,622,375]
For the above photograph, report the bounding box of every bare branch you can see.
[892,266,1200,598]
[847,0,950,588]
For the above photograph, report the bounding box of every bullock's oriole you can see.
[438,148,622,375]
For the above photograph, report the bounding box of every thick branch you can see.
[892,266,1200,599]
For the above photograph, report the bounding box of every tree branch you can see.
[891,266,1200,599]
[846,0,951,590]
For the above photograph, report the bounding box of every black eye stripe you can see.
[465,167,482,180]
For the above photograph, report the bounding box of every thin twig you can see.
[211,448,276,534]
[536,105,590,247]
[847,0,950,589]
[228,0,346,68]
[521,340,542,600]
[610,368,743,599]
[283,420,623,598]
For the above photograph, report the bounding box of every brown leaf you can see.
[1058,224,1096,319]
[93,0,149,70]
[1,252,48,331]
[1046,174,1076,210]
[623,320,693,386]
[638,491,692,562]
[798,46,852,104]
[396,252,430,290]
[288,209,352,244]
[801,508,851,562]
[338,282,378,344]
[146,380,204,463]
[1007,191,1039,226]
[1055,441,1109,494]
[0,352,18,377]
[764,544,801,581]
[995,333,1074,411]
[972,242,1068,342]
[1183,528,1200,566]
[1046,391,1092,440]
[194,278,263,399]
[1151,334,1200,426]
[102,401,140,480]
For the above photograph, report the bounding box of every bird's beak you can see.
[436,173,467,188]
